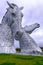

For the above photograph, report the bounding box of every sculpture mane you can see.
[2,7,14,26]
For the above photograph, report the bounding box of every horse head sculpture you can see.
[2,1,24,40]
[0,1,42,54]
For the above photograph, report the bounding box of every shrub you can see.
[16,48,21,52]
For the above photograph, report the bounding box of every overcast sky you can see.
[0,0,43,47]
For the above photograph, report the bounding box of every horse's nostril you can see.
[16,31,23,37]
[38,24,39,25]
[15,31,23,40]
[16,31,19,35]
[38,24,40,27]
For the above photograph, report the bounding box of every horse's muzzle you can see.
[15,31,23,40]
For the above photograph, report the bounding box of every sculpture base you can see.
[0,46,16,53]
[16,52,43,56]
[16,49,43,56]
[20,49,43,55]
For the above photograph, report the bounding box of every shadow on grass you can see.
[0,62,15,65]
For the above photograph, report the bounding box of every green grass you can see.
[0,54,43,65]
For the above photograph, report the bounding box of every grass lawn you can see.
[0,54,43,65]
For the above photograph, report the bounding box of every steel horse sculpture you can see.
[0,1,42,54]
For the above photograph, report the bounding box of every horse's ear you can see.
[20,7,24,10]
[7,1,14,9]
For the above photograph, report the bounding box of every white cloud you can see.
[30,29,43,44]
[31,29,43,36]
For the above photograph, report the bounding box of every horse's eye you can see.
[12,13,16,16]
